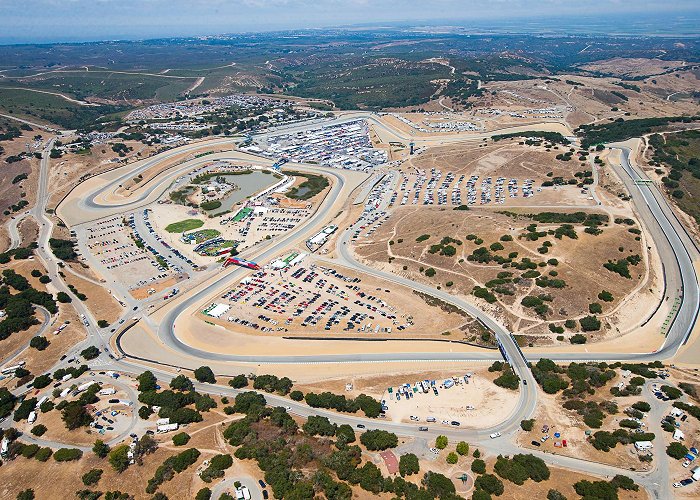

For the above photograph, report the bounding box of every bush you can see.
[16,490,34,500]
[579,315,601,332]
[446,452,458,464]
[435,435,448,449]
[661,385,682,399]
[93,439,110,458]
[631,401,651,412]
[252,374,293,395]
[195,488,212,500]
[399,453,420,476]
[30,424,47,436]
[228,374,248,389]
[290,390,304,401]
[172,432,191,446]
[82,469,103,486]
[137,371,158,392]
[494,366,520,390]
[32,374,51,389]
[475,474,504,496]
[589,303,603,314]
[53,448,83,462]
[360,430,398,451]
[547,490,566,500]
[29,336,49,351]
[34,447,52,461]
[570,334,587,344]
[494,454,550,485]
[471,459,487,474]
[108,444,131,472]
[598,290,614,302]
[520,419,534,431]
[80,345,100,360]
[667,442,689,459]
[193,366,216,383]
[200,200,222,211]
[456,441,469,455]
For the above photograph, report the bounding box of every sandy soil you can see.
[294,367,518,428]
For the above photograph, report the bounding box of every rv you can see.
[157,423,179,434]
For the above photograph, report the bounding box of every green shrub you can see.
[172,432,191,446]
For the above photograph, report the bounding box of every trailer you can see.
[36,396,49,409]
[77,381,95,392]
[0,438,8,458]
[99,388,116,396]
[1,361,26,375]
[223,257,260,270]
[156,423,179,433]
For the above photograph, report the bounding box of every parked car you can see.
[531,440,541,447]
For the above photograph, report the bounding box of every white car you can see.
[489,432,501,439]
[429,448,439,454]
[410,415,420,421]
[465,405,475,410]
[673,482,682,488]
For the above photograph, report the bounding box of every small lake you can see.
[207,171,277,215]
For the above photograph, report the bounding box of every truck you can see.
[28,411,37,424]
[76,381,96,392]
[1,361,26,375]
[223,257,261,270]
[0,437,8,458]
[156,423,179,434]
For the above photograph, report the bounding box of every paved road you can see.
[6,213,29,250]
[1,306,53,367]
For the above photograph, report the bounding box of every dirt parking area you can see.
[205,255,466,339]
[380,369,519,428]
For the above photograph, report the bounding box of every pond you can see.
[206,171,277,215]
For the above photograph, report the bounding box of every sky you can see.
[1,0,699,44]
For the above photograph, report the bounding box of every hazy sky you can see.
[1,0,699,43]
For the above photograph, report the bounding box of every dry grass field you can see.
[354,206,653,344]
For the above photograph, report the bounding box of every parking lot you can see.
[394,168,537,207]
[251,119,388,171]
[84,215,182,291]
[381,370,519,428]
[214,260,413,335]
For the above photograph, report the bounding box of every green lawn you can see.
[165,219,204,233]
